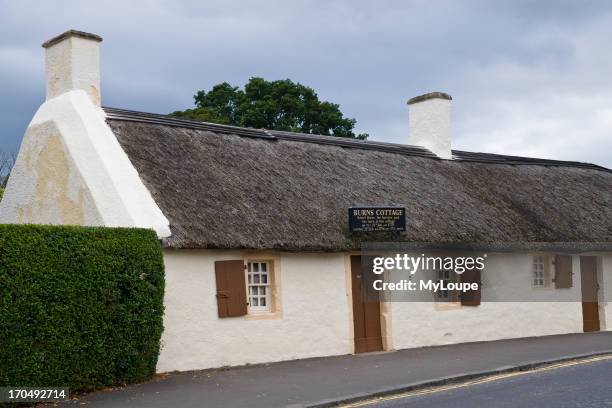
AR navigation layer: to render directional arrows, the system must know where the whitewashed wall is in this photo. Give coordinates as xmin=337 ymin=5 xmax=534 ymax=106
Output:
xmin=391 ymin=253 xmax=585 ymax=349
xmin=158 ymin=250 xmax=351 ymax=372
xmin=159 ymin=250 xmax=610 ymax=373
xmin=391 ymin=301 xmax=584 ymax=350
xmin=408 ymin=97 xmax=452 ymax=159
xmin=0 ymin=90 xmax=170 ymax=238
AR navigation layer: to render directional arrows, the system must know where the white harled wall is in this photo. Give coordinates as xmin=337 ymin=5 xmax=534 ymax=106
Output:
xmin=158 ymin=250 xmax=610 ymax=373
xmin=409 ymin=97 xmax=452 ymax=159
xmin=0 ymin=90 xmax=170 ymax=237
xmin=158 ymin=250 xmax=351 ymax=372
xmin=390 ymin=253 xmax=585 ymax=349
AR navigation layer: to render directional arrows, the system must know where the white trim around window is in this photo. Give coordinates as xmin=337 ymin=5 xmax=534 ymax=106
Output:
xmin=434 ymin=269 xmax=461 ymax=304
xmin=246 ymin=261 xmax=271 ymax=312
xmin=533 ymin=255 xmax=546 ymax=287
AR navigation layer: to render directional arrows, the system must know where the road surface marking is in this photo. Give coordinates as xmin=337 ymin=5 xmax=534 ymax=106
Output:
xmin=340 ymin=354 xmax=612 ymax=407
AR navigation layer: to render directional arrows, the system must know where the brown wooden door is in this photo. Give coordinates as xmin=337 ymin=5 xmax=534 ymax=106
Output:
xmin=580 ymin=256 xmax=600 ymax=332
xmin=351 ymin=256 xmax=383 ymax=353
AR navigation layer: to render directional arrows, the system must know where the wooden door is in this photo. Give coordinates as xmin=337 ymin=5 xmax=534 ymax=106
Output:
xmin=580 ymin=256 xmax=600 ymax=332
xmin=351 ymin=256 xmax=383 ymax=353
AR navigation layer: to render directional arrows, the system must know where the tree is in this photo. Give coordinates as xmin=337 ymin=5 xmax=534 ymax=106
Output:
xmin=0 ymin=151 xmax=16 ymax=188
xmin=171 ymin=78 xmax=368 ymax=139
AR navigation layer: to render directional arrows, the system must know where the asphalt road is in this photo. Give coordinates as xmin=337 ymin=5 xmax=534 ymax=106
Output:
xmin=36 ymin=333 xmax=612 ymax=408
xmin=346 ymin=356 xmax=612 ymax=408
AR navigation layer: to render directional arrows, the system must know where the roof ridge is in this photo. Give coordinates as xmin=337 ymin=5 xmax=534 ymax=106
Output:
xmin=103 ymin=106 xmax=438 ymax=158
xmin=103 ymin=106 xmax=611 ymax=172
xmin=103 ymin=107 xmax=274 ymax=139
xmin=452 ymin=150 xmax=611 ymax=172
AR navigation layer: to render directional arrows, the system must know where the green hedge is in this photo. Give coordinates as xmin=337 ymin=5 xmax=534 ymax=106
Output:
xmin=0 ymin=224 xmax=165 ymax=392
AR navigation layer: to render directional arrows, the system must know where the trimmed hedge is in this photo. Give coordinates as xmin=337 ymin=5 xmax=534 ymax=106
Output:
xmin=0 ymin=224 xmax=165 ymax=391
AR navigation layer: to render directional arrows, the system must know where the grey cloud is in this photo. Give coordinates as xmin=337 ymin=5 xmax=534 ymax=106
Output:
xmin=1 ymin=0 xmax=611 ymax=167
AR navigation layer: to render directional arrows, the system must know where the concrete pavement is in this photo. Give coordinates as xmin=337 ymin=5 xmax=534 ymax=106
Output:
xmin=51 ymin=332 xmax=612 ymax=408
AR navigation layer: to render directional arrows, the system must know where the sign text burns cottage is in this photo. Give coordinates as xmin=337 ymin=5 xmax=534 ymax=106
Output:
xmin=348 ymin=207 xmax=406 ymax=232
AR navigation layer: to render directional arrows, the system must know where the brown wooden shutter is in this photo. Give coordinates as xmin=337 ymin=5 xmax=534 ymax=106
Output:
xmin=554 ymin=255 xmax=573 ymax=288
xmin=215 ymin=260 xmax=248 ymax=318
xmin=543 ymin=254 xmax=551 ymax=287
xmin=460 ymin=269 xmax=481 ymax=306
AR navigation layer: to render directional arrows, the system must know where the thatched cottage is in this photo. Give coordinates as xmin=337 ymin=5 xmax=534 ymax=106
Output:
xmin=2 ymin=30 xmax=612 ymax=373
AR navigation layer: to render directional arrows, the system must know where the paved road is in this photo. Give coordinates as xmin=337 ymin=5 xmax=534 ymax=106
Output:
xmin=43 ymin=332 xmax=612 ymax=408
xmin=349 ymin=356 xmax=612 ymax=408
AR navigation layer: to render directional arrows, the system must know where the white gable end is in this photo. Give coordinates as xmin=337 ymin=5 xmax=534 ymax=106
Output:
xmin=0 ymin=89 xmax=171 ymax=238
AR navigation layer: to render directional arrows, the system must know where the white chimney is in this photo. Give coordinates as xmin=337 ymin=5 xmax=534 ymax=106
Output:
xmin=408 ymin=92 xmax=452 ymax=159
xmin=42 ymin=30 xmax=103 ymax=106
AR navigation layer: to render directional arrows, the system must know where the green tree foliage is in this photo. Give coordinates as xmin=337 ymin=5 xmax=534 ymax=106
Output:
xmin=171 ymin=78 xmax=368 ymax=139
xmin=0 ymin=225 xmax=165 ymax=392
xmin=0 ymin=187 xmax=4 ymax=201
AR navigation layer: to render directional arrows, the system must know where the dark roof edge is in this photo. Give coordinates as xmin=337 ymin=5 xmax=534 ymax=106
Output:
xmin=103 ymin=107 xmax=437 ymax=158
xmin=161 ymin=240 xmax=612 ymax=253
xmin=103 ymin=106 xmax=611 ymax=172
xmin=452 ymin=150 xmax=611 ymax=173
xmin=407 ymin=92 xmax=452 ymax=105
xmin=42 ymin=30 xmax=103 ymax=48
xmin=104 ymin=107 xmax=275 ymax=139
xmin=270 ymin=130 xmax=437 ymax=158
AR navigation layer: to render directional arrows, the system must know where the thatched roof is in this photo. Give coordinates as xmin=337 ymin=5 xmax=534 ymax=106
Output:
xmin=104 ymin=108 xmax=612 ymax=251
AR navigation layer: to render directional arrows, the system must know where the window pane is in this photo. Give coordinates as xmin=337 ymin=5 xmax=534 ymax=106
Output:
xmin=246 ymin=261 xmax=272 ymax=312
xmin=533 ymin=256 xmax=546 ymax=287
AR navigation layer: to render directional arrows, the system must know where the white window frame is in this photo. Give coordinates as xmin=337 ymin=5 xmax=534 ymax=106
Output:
xmin=246 ymin=261 xmax=271 ymax=313
xmin=533 ymin=255 xmax=546 ymax=287
xmin=435 ymin=269 xmax=459 ymax=302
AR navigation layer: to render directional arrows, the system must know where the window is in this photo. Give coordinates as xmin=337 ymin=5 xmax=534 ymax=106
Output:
xmin=435 ymin=269 xmax=459 ymax=302
xmin=246 ymin=261 xmax=271 ymax=312
xmin=533 ymin=255 xmax=546 ymax=287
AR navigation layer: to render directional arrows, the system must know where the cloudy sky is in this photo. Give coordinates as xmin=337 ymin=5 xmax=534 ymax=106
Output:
xmin=1 ymin=0 xmax=612 ymax=167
